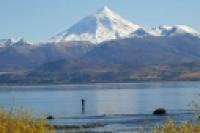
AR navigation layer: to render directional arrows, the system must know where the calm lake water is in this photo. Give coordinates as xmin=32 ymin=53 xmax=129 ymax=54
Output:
xmin=0 ymin=82 xmax=200 ymax=117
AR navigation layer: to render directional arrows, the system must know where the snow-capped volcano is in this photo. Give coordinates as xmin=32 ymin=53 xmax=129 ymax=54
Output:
xmin=50 ymin=6 xmax=140 ymax=44
xmin=49 ymin=6 xmax=200 ymax=44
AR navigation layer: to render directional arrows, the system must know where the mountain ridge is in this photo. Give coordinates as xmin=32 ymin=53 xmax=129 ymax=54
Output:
xmin=0 ymin=6 xmax=200 ymax=84
xmin=1 ymin=6 xmax=199 ymax=45
xmin=49 ymin=6 xmax=200 ymax=44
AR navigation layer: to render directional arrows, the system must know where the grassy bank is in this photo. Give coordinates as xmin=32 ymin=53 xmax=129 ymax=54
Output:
xmin=152 ymin=120 xmax=200 ymax=133
xmin=0 ymin=108 xmax=55 ymax=133
xmin=1 ymin=108 xmax=200 ymax=133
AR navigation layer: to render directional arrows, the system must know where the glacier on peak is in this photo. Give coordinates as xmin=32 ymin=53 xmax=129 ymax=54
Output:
xmin=50 ymin=6 xmax=140 ymax=44
xmin=50 ymin=6 xmax=200 ymax=44
xmin=1 ymin=6 xmax=200 ymax=46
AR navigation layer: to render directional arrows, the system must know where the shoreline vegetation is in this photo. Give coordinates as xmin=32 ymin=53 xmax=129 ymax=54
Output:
xmin=1 ymin=108 xmax=200 ymax=133
xmin=0 ymin=108 xmax=55 ymax=133
xmin=152 ymin=121 xmax=200 ymax=133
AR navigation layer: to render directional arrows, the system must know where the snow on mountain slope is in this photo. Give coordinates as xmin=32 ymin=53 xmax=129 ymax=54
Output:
xmin=0 ymin=38 xmax=32 ymax=47
xmin=148 ymin=25 xmax=200 ymax=37
xmin=50 ymin=6 xmax=200 ymax=44
xmin=1 ymin=6 xmax=200 ymax=46
xmin=50 ymin=6 xmax=140 ymax=44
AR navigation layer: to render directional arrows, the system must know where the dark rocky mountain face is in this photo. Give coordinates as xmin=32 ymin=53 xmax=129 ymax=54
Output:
xmin=0 ymin=41 xmax=94 ymax=71
xmin=30 ymin=34 xmax=200 ymax=73
xmin=80 ymin=35 xmax=200 ymax=66
xmin=1 ymin=34 xmax=200 ymax=84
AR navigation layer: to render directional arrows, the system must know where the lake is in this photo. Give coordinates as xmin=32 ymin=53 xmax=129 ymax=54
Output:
xmin=0 ymin=82 xmax=200 ymax=132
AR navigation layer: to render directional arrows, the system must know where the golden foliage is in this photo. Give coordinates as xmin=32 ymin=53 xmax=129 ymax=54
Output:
xmin=0 ymin=109 xmax=55 ymax=133
xmin=152 ymin=120 xmax=200 ymax=133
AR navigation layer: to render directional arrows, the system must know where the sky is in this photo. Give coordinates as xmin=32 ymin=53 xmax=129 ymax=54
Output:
xmin=0 ymin=0 xmax=199 ymax=43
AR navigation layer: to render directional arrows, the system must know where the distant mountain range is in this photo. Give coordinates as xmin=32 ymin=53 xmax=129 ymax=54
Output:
xmin=0 ymin=6 xmax=200 ymax=84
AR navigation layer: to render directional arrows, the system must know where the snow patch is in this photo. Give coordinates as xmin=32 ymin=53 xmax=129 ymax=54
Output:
xmin=50 ymin=6 xmax=140 ymax=44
